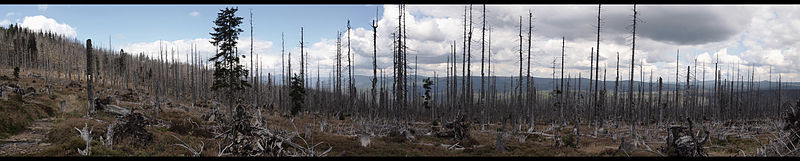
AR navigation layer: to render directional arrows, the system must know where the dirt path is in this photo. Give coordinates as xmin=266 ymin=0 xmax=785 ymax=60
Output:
xmin=0 ymin=117 xmax=56 ymax=156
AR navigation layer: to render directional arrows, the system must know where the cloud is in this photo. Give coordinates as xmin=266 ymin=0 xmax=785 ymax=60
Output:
xmin=108 ymin=5 xmax=798 ymax=81
xmin=38 ymin=5 xmax=48 ymax=12
xmin=19 ymin=15 xmax=77 ymax=38
xmin=189 ymin=11 xmax=200 ymax=16
xmin=635 ymin=6 xmax=753 ymax=45
xmin=118 ymin=37 xmax=275 ymax=71
xmin=0 ymin=19 xmax=9 ymax=26
xmin=300 ymin=5 xmax=796 ymax=81
xmin=6 ymin=12 xmax=15 ymax=17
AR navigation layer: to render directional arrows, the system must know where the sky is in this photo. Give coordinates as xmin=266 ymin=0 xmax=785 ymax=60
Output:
xmin=1 ymin=4 xmax=799 ymax=83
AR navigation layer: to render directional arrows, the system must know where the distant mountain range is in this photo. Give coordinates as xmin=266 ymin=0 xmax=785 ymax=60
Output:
xmin=261 ymin=74 xmax=800 ymax=93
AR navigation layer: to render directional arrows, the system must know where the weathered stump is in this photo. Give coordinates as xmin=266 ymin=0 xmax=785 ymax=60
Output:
xmin=663 ymin=124 xmax=708 ymax=157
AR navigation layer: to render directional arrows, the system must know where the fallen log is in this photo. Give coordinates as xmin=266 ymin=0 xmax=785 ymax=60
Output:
xmin=103 ymin=104 xmax=131 ymax=116
xmin=526 ymin=132 xmax=556 ymax=137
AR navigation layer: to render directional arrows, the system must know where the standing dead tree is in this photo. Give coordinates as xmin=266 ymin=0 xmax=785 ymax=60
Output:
xmin=346 ymin=20 xmax=356 ymax=115
xmin=466 ymin=4 xmax=474 ymax=118
xmin=628 ymin=4 xmax=638 ymax=147
xmin=86 ymin=39 xmax=95 ymax=116
xmin=371 ymin=6 xmax=379 ymax=120
xmin=594 ymin=3 xmax=602 ymax=136
xmin=526 ymin=10 xmax=536 ymax=130
xmin=517 ymin=15 xmax=524 ymax=128
xmin=480 ymin=3 xmax=486 ymax=132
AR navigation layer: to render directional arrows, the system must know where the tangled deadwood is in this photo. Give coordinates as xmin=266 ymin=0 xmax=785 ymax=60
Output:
xmin=387 ymin=126 xmax=417 ymax=143
xmin=171 ymin=134 xmax=204 ymax=157
xmin=201 ymin=106 xmax=226 ymax=123
xmin=75 ymin=123 xmax=92 ymax=156
xmin=93 ymin=96 xmax=130 ymax=116
xmin=94 ymin=96 xmax=113 ymax=110
xmin=216 ymin=105 xmax=332 ymax=157
xmin=112 ymin=113 xmax=154 ymax=146
xmin=759 ymin=98 xmax=800 ymax=156
xmin=662 ymin=118 xmax=709 ymax=157
xmin=435 ymin=116 xmax=477 ymax=146
xmin=1 ymin=82 xmax=25 ymax=95
xmin=782 ymin=98 xmax=800 ymax=147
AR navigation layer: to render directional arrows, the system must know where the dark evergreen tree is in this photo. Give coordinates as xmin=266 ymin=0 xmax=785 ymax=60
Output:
xmin=209 ymin=7 xmax=250 ymax=113
xmin=423 ymin=78 xmax=434 ymax=109
xmin=289 ymin=74 xmax=305 ymax=116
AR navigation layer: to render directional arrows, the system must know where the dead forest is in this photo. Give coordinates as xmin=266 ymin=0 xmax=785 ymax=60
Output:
xmin=1 ymin=4 xmax=800 ymax=157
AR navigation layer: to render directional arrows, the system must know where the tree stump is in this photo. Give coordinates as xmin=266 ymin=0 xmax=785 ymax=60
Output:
xmin=663 ymin=124 xmax=708 ymax=157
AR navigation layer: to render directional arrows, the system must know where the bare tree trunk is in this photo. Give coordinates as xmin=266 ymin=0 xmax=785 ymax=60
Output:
xmin=527 ymin=11 xmax=535 ymax=129
xmin=250 ymin=9 xmax=255 ymax=108
xmin=372 ymin=7 xmax=379 ymax=117
xmin=347 ymin=21 xmax=354 ymax=115
xmin=594 ymin=4 xmax=602 ymax=136
xmin=480 ymin=4 xmax=486 ymax=132
xmin=629 ymin=4 xmax=637 ymax=146
xmin=466 ymin=4 xmax=474 ymax=118
xmin=517 ymin=16 xmax=523 ymax=126
xmin=560 ymin=36 xmax=565 ymax=124
xmin=615 ymin=52 xmax=619 ymax=125
xmin=86 ymin=39 xmax=95 ymax=116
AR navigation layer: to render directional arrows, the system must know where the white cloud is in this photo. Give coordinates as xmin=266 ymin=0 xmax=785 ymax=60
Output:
xmin=189 ymin=11 xmax=200 ymax=16
xmin=295 ymin=5 xmax=796 ymax=81
xmin=118 ymin=37 xmax=275 ymax=72
xmin=6 ymin=12 xmax=15 ymax=17
xmin=38 ymin=5 xmax=48 ymax=12
xmin=110 ymin=5 xmax=799 ymax=81
xmin=0 ymin=19 xmax=9 ymax=27
xmin=19 ymin=15 xmax=77 ymax=38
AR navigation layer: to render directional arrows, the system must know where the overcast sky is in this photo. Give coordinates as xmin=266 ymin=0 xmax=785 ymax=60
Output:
xmin=1 ymin=4 xmax=798 ymax=83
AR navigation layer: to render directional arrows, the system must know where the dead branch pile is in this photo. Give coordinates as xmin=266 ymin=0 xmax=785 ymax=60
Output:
xmin=93 ymin=96 xmax=131 ymax=116
xmin=387 ymin=126 xmax=417 ymax=143
xmin=435 ymin=116 xmax=477 ymax=146
xmin=214 ymin=105 xmax=331 ymax=157
xmin=662 ymin=118 xmax=709 ymax=157
xmin=1 ymin=82 xmax=28 ymax=95
xmin=759 ymin=98 xmax=800 ymax=156
xmin=112 ymin=113 xmax=154 ymax=146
